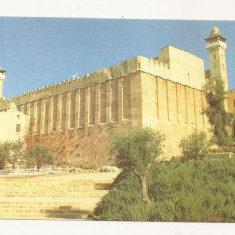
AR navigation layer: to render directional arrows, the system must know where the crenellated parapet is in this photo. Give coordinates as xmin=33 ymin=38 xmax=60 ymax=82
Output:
xmin=0 ymin=56 xmax=170 ymax=109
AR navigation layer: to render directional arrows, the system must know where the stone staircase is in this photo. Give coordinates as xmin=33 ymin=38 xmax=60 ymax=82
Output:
xmin=0 ymin=171 xmax=119 ymax=220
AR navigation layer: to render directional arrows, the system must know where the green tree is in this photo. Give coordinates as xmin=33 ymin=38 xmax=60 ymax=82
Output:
xmin=25 ymin=144 xmax=54 ymax=169
xmin=179 ymin=130 xmax=209 ymax=161
xmin=204 ymin=78 xmax=234 ymax=149
xmin=112 ymin=128 xmax=165 ymax=205
xmin=0 ymin=142 xmax=11 ymax=169
xmin=7 ymin=141 xmax=24 ymax=169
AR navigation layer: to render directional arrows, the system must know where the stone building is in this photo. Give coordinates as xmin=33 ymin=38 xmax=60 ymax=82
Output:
xmin=0 ymin=27 xmax=233 ymax=166
xmin=0 ymin=102 xmax=28 ymax=142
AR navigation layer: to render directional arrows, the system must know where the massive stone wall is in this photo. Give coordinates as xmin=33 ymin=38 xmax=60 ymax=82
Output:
xmin=22 ymin=71 xmax=143 ymax=167
xmin=140 ymin=72 xmax=211 ymax=157
xmin=23 ymin=70 xmax=210 ymax=165
xmin=0 ymin=55 xmax=211 ymax=166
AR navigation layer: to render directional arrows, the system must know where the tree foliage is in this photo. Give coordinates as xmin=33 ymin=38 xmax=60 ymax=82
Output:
xmin=7 ymin=141 xmax=24 ymax=169
xmin=25 ymin=144 xmax=54 ymax=169
xmin=179 ymin=130 xmax=209 ymax=161
xmin=204 ymin=78 xmax=234 ymax=148
xmin=0 ymin=141 xmax=24 ymax=169
xmin=112 ymin=128 xmax=165 ymax=205
xmin=0 ymin=142 xmax=11 ymax=169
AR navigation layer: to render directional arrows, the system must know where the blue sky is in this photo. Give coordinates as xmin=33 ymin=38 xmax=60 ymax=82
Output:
xmin=1 ymin=17 xmax=235 ymax=98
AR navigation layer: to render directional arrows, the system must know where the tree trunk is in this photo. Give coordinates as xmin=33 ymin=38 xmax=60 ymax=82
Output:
xmin=131 ymin=164 xmax=153 ymax=206
xmin=140 ymin=174 xmax=152 ymax=206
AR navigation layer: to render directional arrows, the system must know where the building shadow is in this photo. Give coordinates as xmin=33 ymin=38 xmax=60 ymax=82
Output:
xmin=94 ymin=183 xmax=112 ymax=190
xmin=41 ymin=206 xmax=92 ymax=219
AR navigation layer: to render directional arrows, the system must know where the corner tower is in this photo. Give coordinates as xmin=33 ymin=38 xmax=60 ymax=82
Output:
xmin=0 ymin=66 xmax=6 ymax=99
xmin=205 ymin=26 xmax=229 ymax=91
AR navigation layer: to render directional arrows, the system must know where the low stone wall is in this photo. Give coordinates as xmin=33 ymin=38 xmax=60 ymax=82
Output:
xmin=206 ymin=152 xmax=234 ymax=159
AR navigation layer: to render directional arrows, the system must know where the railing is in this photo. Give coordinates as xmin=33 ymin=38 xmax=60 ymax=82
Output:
xmin=206 ymin=152 xmax=234 ymax=159
xmin=0 ymin=168 xmax=71 ymax=174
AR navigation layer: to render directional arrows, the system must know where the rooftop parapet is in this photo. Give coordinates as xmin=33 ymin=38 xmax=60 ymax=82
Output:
xmin=0 ymin=56 xmax=170 ymax=109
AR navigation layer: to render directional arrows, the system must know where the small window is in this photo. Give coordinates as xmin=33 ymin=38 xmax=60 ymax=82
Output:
xmin=16 ymin=124 xmax=21 ymax=133
xmin=17 ymin=115 xmax=20 ymax=120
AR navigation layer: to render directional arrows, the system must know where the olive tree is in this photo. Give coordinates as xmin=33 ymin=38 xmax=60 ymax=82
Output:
xmin=7 ymin=141 xmax=24 ymax=169
xmin=112 ymin=128 xmax=165 ymax=205
xmin=25 ymin=144 xmax=54 ymax=169
xmin=0 ymin=142 xmax=11 ymax=169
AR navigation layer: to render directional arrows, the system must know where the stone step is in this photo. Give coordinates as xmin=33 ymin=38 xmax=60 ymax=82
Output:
xmin=0 ymin=192 xmax=107 ymax=199
xmin=0 ymin=212 xmax=90 ymax=220
xmin=0 ymin=204 xmax=96 ymax=211
xmin=0 ymin=207 xmax=93 ymax=214
xmin=0 ymin=172 xmax=119 ymax=219
xmin=0 ymin=197 xmax=102 ymax=203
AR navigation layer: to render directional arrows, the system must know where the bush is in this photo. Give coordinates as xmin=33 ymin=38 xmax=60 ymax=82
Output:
xmin=93 ymin=157 xmax=235 ymax=222
xmin=0 ymin=141 xmax=24 ymax=169
xmin=0 ymin=142 xmax=11 ymax=169
xmin=179 ymin=130 xmax=209 ymax=161
xmin=25 ymin=144 xmax=54 ymax=169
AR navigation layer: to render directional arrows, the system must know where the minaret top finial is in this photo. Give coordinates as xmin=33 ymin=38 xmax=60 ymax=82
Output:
xmin=211 ymin=26 xmax=220 ymax=36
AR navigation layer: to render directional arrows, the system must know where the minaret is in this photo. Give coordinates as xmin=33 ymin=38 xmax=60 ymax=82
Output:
xmin=0 ymin=66 xmax=6 ymax=99
xmin=205 ymin=26 xmax=229 ymax=91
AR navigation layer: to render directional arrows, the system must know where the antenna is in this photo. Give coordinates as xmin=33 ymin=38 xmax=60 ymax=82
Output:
xmin=72 ymin=72 xmax=78 ymax=79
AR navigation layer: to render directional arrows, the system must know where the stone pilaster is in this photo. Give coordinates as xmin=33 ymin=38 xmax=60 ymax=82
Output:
xmin=118 ymin=77 xmax=124 ymax=123
xmin=65 ymin=91 xmax=71 ymax=130
xmin=26 ymin=103 xmax=30 ymax=116
xmin=39 ymin=99 xmax=45 ymax=134
xmin=106 ymin=80 xmax=111 ymax=123
xmin=185 ymin=86 xmax=188 ymax=125
xmin=26 ymin=103 xmax=31 ymax=132
xmin=18 ymin=105 xmax=23 ymax=113
xmin=74 ymin=89 xmax=80 ymax=129
xmin=56 ymin=94 xmax=62 ymax=131
xmin=95 ymin=83 xmax=100 ymax=126
xmin=33 ymin=100 xmax=38 ymax=134
xmin=176 ymin=83 xmax=179 ymax=123
xmin=84 ymin=87 xmax=90 ymax=128
xmin=166 ymin=80 xmax=170 ymax=122
xmin=48 ymin=96 xmax=54 ymax=132
xmin=193 ymin=88 xmax=197 ymax=128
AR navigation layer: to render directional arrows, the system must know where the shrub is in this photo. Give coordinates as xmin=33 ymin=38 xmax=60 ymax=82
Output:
xmin=93 ymin=157 xmax=235 ymax=222
xmin=0 ymin=142 xmax=11 ymax=169
xmin=7 ymin=141 xmax=24 ymax=169
xmin=25 ymin=144 xmax=54 ymax=169
xmin=179 ymin=130 xmax=209 ymax=161
xmin=0 ymin=141 xmax=24 ymax=169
